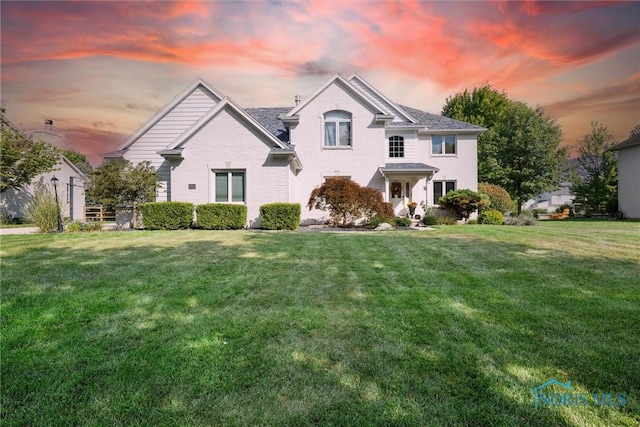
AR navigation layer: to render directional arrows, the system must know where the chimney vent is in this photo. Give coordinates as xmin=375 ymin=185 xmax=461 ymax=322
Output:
xmin=294 ymin=95 xmax=301 ymax=106
xmin=45 ymin=119 xmax=53 ymax=130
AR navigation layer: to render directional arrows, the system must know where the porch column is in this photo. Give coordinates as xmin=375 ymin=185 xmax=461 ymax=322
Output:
xmin=384 ymin=176 xmax=390 ymax=202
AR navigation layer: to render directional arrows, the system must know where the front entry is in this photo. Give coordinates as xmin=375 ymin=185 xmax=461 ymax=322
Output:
xmin=390 ymin=180 xmax=410 ymax=216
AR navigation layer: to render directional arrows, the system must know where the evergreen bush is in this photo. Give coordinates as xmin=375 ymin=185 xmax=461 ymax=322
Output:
xmin=139 ymin=202 xmax=194 ymax=230
xmin=260 ymin=203 xmax=301 ymax=230
xmin=196 ymin=203 xmax=246 ymax=230
xmin=478 ymin=209 xmax=504 ymax=225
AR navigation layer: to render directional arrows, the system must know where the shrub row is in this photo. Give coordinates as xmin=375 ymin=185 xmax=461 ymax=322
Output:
xmin=138 ymin=202 xmax=302 ymax=230
xmin=260 ymin=203 xmax=301 ymax=230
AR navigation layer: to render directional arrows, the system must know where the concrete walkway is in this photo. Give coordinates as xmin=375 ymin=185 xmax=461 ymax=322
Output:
xmin=0 ymin=227 xmax=40 ymax=235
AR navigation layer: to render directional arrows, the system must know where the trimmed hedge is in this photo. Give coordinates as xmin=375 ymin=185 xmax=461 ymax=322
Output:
xmin=196 ymin=203 xmax=247 ymax=230
xmin=260 ymin=203 xmax=301 ymax=230
xmin=139 ymin=202 xmax=194 ymax=230
xmin=478 ymin=209 xmax=504 ymax=225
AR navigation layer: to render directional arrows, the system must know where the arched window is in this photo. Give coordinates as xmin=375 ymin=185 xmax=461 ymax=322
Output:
xmin=389 ymin=136 xmax=404 ymax=158
xmin=324 ymin=110 xmax=351 ymax=147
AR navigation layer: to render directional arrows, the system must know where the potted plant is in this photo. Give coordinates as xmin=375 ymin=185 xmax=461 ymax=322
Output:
xmin=407 ymin=201 xmax=417 ymax=216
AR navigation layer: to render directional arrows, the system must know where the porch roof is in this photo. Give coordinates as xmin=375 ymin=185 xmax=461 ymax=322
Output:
xmin=378 ymin=163 xmax=439 ymax=176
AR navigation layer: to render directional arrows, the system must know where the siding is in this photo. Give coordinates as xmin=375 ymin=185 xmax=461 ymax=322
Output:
xmin=618 ymin=145 xmax=640 ymax=218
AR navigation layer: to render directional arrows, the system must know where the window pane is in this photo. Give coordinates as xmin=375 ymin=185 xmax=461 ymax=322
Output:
xmin=445 ymin=181 xmax=456 ymax=194
xmin=445 ymin=135 xmax=456 ymax=154
xmin=215 ymin=173 xmax=228 ymax=202
xmin=433 ymin=181 xmax=443 ymax=205
xmin=339 ymin=122 xmax=351 ymax=146
xmin=324 ymin=122 xmax=336 ymax=146
xmin=231 ymin=172 xmax=245 ymax=202
xmin=432 ymin=136 xmax=442 ymax=154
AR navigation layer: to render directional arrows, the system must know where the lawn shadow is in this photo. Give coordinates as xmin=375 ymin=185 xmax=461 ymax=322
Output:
xmin=1 ymin=230 xmax=638 ymax=426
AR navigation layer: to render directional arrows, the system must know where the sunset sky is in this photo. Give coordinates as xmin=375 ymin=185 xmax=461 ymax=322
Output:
xmin=1 ymin=0 xmax=639 ymax=165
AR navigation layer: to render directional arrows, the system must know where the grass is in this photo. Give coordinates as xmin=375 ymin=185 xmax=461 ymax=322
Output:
xmin=1 ymin=221 xmax=639 ymax=426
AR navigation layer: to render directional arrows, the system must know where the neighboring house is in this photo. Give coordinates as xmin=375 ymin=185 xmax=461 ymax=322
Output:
xmin=611 ymin=133 xmax=640 ymax=218
xmin=0 ymin=118 xmax=87 ymax=221
xmin=523 ymin=183 xmax=574 ymax=213
xmin=105 ymin=74 xmax=483 ymax=226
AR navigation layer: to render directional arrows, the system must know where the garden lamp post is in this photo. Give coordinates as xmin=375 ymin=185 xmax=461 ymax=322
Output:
xmin=50 ymin=176 xmax=64 ymax=232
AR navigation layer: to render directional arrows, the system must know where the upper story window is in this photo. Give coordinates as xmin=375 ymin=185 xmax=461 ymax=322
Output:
xmin=432 ymin=135 xmax=456 ymax=155
xmin=324 ymin=110 xmax=351 ymax=147
xmin=388 ymin=136 xmax=404 ymax=158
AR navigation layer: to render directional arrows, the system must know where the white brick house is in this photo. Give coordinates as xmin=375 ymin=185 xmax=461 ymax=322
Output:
xmin=106 ymin=74 xmax=484 ymax=226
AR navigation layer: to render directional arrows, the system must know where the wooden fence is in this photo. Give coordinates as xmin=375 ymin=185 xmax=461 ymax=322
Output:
xmin=84 ymin=206 xmax=116 ymax=222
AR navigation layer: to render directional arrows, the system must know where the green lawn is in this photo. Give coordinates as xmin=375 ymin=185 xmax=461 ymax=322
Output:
xmin=1 ymin=222 xmax=639 ymax=426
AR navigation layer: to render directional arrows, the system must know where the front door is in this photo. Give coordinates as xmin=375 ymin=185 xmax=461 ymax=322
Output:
xmin=390 ymin=180 xmax=409 ymax=216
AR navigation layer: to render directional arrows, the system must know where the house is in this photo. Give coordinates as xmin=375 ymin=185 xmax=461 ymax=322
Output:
xmin=611 ymin=133 xmax=640 ymax=218
xmin=523 ymin=183 xmax=574 ymax=213
xmin=105 ymin=74 xmax=483 ymax=226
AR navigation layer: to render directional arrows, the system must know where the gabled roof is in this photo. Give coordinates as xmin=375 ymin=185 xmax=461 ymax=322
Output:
xmin=347 ymin=73 xmax=416 ymax=123
xmin=285 ymin=74 xmax=385 ymax=117
xmin=61 ymin=155 xmax=88 ymax=180
xmin=163 ymin=97 xmax=291 ymax=152
xmin=611 ymin=132 xmax=640 ymax=151
xmin=111 ymin=77 xmax=225 ymax=152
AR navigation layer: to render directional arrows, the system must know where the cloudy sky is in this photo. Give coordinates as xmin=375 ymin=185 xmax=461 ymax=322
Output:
xmin=1 ymin=0 xmax=639 ymax=165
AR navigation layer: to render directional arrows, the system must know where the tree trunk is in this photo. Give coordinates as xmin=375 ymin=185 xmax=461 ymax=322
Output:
xmin=132 ymin=201 xmax=137 ymax=229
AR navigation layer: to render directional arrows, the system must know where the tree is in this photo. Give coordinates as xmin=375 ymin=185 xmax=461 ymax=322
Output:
xmin=570 ymin=122 xmax=618 ymax=216
xmin=86 ymin=159 xmax=157 ymax=227
xmin=438 ymin=189 xmax=489 ymax=220
xmin=0 ymin=112 xmax=60 ymax=193
xmin=63 ymin=149 xmax=93 ymax=175
xmin=442 ymin=87 xmax=567 ymax=212
xmin=307 ymin=177 xmax=391 ymax=226
xmin=441 ymin=84 xmax=511 ymax=182
xmin=120 ymin=161 xmax=158 ymax=228
xmin=629 ymin=124 xmax=640 ymax=138
xmin=487 ymin=102 xmax=566 ymax=213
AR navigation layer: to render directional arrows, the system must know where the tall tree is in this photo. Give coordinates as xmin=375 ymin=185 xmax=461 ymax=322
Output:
xmin=441 ymin=84 xmax=511 ymax=182
xmin=442 ymin=87 xmax=567 ymax=212
xmin=1 ymin=111 xmax=60 ymax=192
xmin=629 ymin=124 xmax=640 ymax=138
xmin=570 ymin=122 xmax=618 ymax=216
xmin=487 ymin=102 xmax=566 ymax=213
xmin=63 ymin=149 xmax=93 ymax=175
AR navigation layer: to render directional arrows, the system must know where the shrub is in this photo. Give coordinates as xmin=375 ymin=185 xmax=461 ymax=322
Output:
xmin=260 ymin=203 xmax=301 ymax=230
xmin=436 ymin=217 xmax=458 ymax=225
xmin=531 ymin=208 xmax=548 ymax=218
xmin=196 ymin=203 xmax=247 ymax=230
xmin=478 ymin=182 xmax=513 ymax=213
xmin=395 ymin=217 xmax=412 ymax=227
xmin=555 ymin=203 xmax=574 ymax=217
xmin=504 ymin=213 xmax=538 ymax=226
xmin=139 ymin=202 xmax=194 ymax=230
xmin=478 ymin=209 xmax=504 ymax=225
xmin=422 ymin=215 xmax=438 ymax=226
xmin=65 ymin=221 xmax=82 ymax=233
xmin=308 ymin=177 xmax=390 ymax=226
xmin=24 ymin=185 xmax=60 ymax=233
xmin=84 ymin=221 xmax=104 ymax=232
xmin=466 ymin=219 xmax=478 ymax=225
xmin=438 ymin=189 xmax=489 ymax=220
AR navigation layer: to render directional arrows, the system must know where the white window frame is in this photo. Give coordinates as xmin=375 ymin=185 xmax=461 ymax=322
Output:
xmin=388 ymin=136 xmax=404 ymax=158
xmin=433 ymin=180 xmax=456 ymax=205
xmin=323 ymin=110 xmax=352 ymax=149
xmin=432 ymin=135 xmax=457 ymax=155
xmin=213 ymin=170 xmax=246 ymax=203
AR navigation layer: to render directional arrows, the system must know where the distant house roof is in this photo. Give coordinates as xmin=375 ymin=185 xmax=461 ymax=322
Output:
xmin=611 ymin=133 xmax=640 ymax=151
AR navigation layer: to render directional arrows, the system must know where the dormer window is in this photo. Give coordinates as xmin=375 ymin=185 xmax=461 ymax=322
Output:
xmin=389 ymin=136 xmax=404 ymax=158
xmin=324 ymin=110 xmax=351 ymax=147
